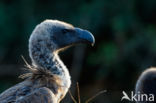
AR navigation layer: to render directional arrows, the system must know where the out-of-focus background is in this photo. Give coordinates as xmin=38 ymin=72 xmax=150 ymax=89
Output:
xmin=0 ymin=0 xmax=156 ymax=103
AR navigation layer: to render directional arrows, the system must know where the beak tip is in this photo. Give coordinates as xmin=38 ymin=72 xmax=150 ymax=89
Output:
xmin=91 ymin=43 xmax=94 ymax=46
xmin=84 ymin=30 xmax=95 ymax=46
xmin=75 ymin=28 xmax=95 ymax=46
xmin=90 ymin=35 xmax=95 ymax=46
xmin=90 ymin=37 xmax=95 ymax=46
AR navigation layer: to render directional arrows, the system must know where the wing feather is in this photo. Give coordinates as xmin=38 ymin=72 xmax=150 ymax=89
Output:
xmin=16 ymin=87 xmax=56 ymax=103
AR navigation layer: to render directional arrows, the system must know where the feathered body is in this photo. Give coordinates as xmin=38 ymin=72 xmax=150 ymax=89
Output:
xmin=0 ymin=20 xmax=94 ymax=103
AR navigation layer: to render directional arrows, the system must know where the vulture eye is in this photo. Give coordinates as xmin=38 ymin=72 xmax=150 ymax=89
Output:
xmin=62 ymin=29 xmax=70 ymax=34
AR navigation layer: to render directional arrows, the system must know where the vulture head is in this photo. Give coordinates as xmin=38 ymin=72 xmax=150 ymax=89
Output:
xmin=29 ymin=20 xmax=95 ymax=53
xmin=136 ymin=68 xmax=156 ymax=96
xmin=0 ymin=20 xmax=95 ymax=103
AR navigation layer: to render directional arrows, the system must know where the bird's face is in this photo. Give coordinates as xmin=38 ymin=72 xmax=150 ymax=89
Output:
xmin=33 ymin=20 xmax=95 ymax=51
xmin=51 ymin=26 xmax=95 ymax=50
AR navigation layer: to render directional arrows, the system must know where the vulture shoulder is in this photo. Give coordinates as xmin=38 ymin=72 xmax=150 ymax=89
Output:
xmin=0 ymin=80 xmax=57 ymax=103
xmin=16 ymin=87 xmax=56 ymax=103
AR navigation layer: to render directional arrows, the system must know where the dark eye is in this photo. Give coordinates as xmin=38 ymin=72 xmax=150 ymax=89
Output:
xmin=62 ymin=29 xmax=70 ymax=34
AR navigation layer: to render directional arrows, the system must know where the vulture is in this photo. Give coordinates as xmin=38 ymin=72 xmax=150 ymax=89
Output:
xmin=135 ymin=67 xmax=156 ymax=103
xmin=0 ymin=20 xmax=95 ymax=103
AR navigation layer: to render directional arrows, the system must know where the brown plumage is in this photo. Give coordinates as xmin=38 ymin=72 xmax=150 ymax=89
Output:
xmin=0 ymin=20 xmax=95 ymax=103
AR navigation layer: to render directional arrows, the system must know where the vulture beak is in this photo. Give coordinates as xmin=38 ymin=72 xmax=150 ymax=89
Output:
xmin=75 ymin=28 xmax=95 ymax=46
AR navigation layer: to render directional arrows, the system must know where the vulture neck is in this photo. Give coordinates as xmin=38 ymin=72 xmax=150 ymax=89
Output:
xmin=30 ymin=42 xmax=68 ymax=76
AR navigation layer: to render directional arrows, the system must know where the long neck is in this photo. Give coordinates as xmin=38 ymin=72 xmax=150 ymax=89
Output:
xmin=29 ymin=41 xmax=67 ymax=75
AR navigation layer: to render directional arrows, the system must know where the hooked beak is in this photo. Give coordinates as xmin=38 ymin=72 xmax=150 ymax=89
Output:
xmin=75 ymin=28 xmax=95 ymax=46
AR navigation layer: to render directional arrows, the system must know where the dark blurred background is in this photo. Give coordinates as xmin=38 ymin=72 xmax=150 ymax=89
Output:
xmin=0 ymin=0 xmax=156 ymax=103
